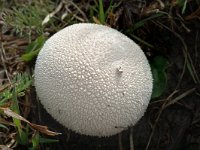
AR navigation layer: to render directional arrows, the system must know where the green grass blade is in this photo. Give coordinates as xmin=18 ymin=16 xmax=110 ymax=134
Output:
xmin=98 ymin=0 xmax=105 ymax=24
xmin=129 ymin=34 xmax=154 ymax=48
xmin=133 ymin=13 xmax=164 ymax=31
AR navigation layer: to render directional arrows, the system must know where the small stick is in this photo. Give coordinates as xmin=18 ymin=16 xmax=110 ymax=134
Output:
xmin=129 ymin=127 xmax=134 ymax=150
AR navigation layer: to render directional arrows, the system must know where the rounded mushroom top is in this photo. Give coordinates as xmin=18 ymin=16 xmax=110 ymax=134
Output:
xmin=34 ymin=23 xmax=153 ymax=137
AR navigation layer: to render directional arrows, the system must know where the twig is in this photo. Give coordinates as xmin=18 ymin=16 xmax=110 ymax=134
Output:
xmin=0 ymin=39 xmax=11 ymax=84
xmin=129 ymin=127 xmax=134 ymax=150
xmin=118 ymin=132 xmax=123 ymax=150
xmin=145 ymin=96 xmax=169 ymax=150
xmin=42 ymin=1 xmax=64 ymax=25
xmin=68 ymin=1 xmax=88 ymax=22
xmin=156 ymin=21 xmax=200 ymax=84
xmin=145 ymin=88 xmax=195 ymax=149
xmin=165 ymin=88 xmax=196 ymax=108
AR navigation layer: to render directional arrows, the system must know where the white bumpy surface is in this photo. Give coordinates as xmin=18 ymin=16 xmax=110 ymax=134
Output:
xmin=34 ymin=23 xmax=153 ymax=137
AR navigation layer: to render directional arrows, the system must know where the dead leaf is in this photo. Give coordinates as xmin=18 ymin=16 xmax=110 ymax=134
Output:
xmin=0 ymin=145 xmax=13 ymax=150
xmin=0 ymin=117 xmax=15 ymax=127
xmin=142 ymin=0 xmax=165 ymax=16
xmin=1 ymin=107 xmax=61 ymax=136
xmin=185 ymin=6 xmax=200 ymax=20
xmin=92 ymin=16 xmax=101 ymax=24
xmin=29 ymin=123 xmax=61 ymax=136
xmin=2 ymin=107 xmax=28 ymax=123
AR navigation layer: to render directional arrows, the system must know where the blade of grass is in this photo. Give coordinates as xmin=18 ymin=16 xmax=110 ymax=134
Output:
xmin=129 ymin=34 xmax=154 ymax=48
xmin=98 ymin=0 xmax=105 ymax=24
xmin=0 ymin=123 xmax=9 ymax=130
xmin=156 ymin=21 xmax=200 ymax=85
xmin=105 ymin=0 xmax=113 ymax=17
xmin=181 ymin=0 xmax=187 ymax=14
xmin=133 ymin=13 xmax=164 ymax=31
xmin=11 ymin=86 xmax=28 ymax=145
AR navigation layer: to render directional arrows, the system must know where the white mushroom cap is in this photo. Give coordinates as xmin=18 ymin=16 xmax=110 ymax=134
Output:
xmin=34 ymin=23 xmax=153 ymax=137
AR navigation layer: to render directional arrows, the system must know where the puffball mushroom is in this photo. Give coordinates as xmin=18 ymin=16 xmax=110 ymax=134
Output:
xmin=34 ymin=23 xmax=153 ymax=137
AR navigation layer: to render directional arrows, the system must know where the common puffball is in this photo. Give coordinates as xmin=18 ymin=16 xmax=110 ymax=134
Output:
xmin=34 ymin=23 xmax=153 ymax=137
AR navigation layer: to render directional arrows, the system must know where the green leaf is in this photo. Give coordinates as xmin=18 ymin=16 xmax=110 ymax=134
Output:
xmin=150 ymin=56 xmax=167 ymax=98
xmin=31 ymin=132 xmax=40 ymax=149
xmin=21 ymin=49 xmax=40 ymax=62
xmin=21 ymin=35 xmax=45 ymax=62
xmin=26 ymin=36 xmax=45 ymax=53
